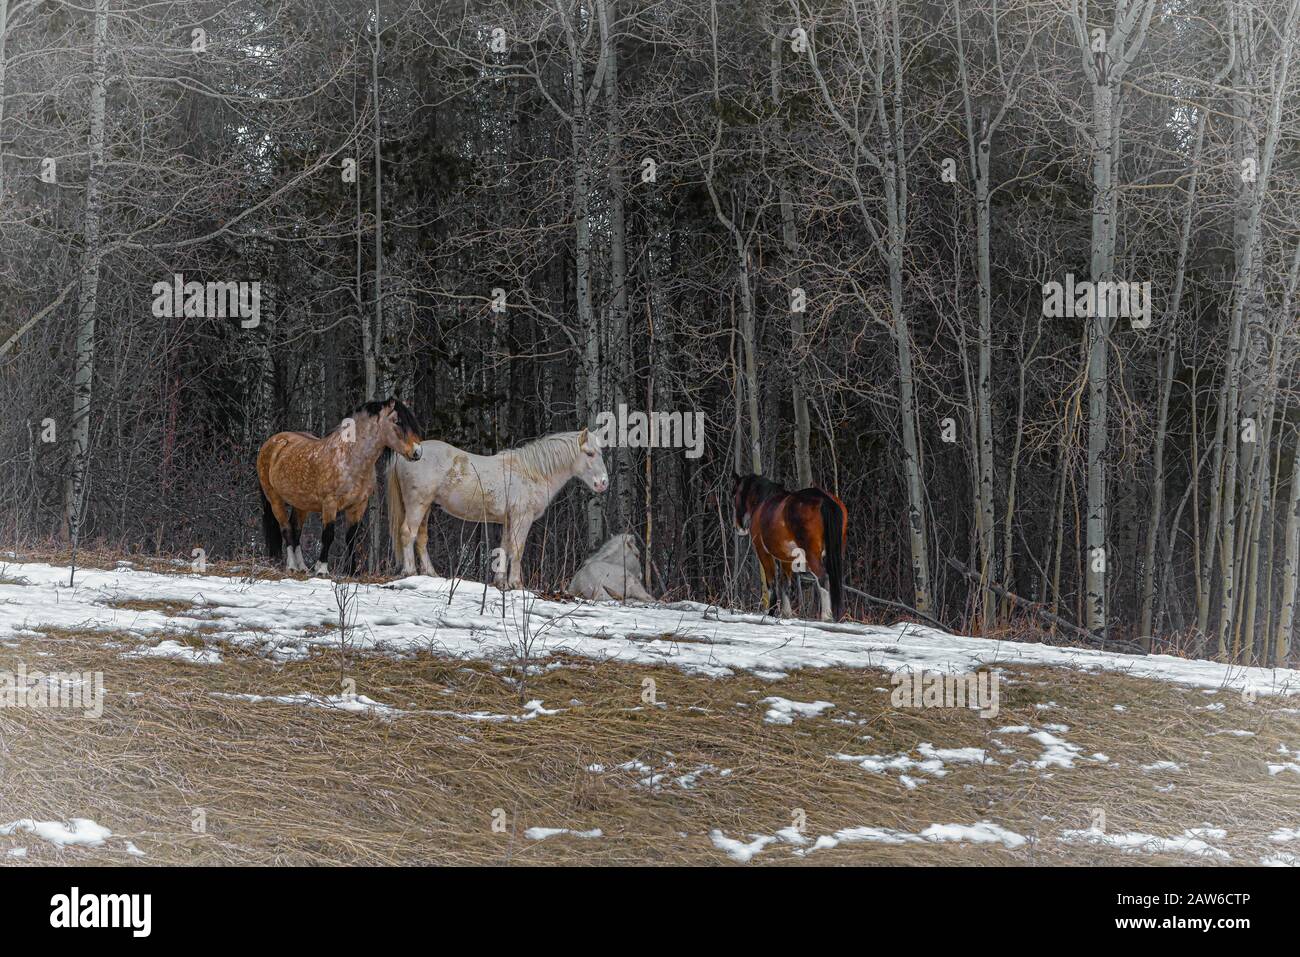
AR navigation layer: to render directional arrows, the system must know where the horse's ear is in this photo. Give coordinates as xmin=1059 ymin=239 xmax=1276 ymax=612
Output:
xmin=578 ymin=427 xmax=589 ymax=448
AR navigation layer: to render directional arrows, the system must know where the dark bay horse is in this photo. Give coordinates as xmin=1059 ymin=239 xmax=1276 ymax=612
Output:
xmin=258 ymin=398 xmax=423 ymax=575
xmin=731 ymin=472 xmax=847 ymax=621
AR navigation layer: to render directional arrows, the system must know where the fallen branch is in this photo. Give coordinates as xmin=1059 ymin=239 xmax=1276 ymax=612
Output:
xmin=792 ymin=571 xmax=951 ymax=632
xmin=945 ymin=557 xmax=1146 ymax=655
xmin=843 ymin=584 xmax=951 ymax=632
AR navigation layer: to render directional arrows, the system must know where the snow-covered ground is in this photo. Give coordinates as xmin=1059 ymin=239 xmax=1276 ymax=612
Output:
xmin=2 ymin=560 xmax=1298 ymax=697
xmin=3 ymin=560 xmax=1299 ymax=866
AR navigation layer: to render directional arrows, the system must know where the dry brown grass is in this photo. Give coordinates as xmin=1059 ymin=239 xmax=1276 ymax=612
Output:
xmin=2 ymin=616 xmax=1298 ymax=866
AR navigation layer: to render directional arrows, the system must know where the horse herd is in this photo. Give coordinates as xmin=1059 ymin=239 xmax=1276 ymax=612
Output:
xmin=256 ymin=397 xmax=848 ymax=621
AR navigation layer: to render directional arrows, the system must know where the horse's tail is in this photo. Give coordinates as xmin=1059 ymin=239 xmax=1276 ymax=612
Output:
xmin=820 ymin=494 xmax=845 ymax=621
xmin=261 ymin=486 xmax=283 ymax=562
xmin=386 ymin=457 xmax=406 ymax=567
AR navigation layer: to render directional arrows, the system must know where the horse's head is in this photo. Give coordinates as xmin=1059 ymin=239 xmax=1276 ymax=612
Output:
xmin=731 ymin=471 xmax=778 ymax=536
xmin=377 ymin=398 xmax=423 ymax=462
xmin=575 ymin=428 xmax=609 ymax=493
xmin=731 ymin=471 xmax=753 ymax=535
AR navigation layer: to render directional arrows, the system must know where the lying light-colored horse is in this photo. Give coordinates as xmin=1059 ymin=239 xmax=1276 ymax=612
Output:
xmin=567 ymin=533 xmax=654 ymax=601
xmin=259 ymin=398 xmax=423 ymax=575
xmin=387 ymin=429 xmax=609 ymax=588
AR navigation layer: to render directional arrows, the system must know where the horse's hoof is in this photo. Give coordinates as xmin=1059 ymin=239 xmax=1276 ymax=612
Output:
xmin=313 ymin=562 xmax=329 ymax=576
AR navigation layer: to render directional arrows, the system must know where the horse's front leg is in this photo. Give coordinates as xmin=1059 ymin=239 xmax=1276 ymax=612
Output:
xmin=314 ymin=506 xmax=339 ymax=576
xmin=491 ymin=520 xmax=508 ymax=589
xmin=505 ymin=517 xmax=533 ymax=590
xmin=756 ymin=552 xmax=775 ymax=616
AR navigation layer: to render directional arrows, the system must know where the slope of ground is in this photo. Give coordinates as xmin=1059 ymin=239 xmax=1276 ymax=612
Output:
xmin=1 ymin=556 xmax=1298 ymax=865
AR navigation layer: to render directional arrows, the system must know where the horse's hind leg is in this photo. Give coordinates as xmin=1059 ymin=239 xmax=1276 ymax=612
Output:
xmin=777 ymin=564 xmax=793 ymax=618
xmin=267 ymin=494 xmax=295 ymax=570
xmin=816 ymin=577 xmax=832 ymax=621
xmin=415 ymin=519 xmax=438 ymax=577
xmin=288 ymin=509 xmax=306 ymax=572
xmin=397 ymin=497 xmax=427 ymax=576
xmin=811 ymin=559 xmax=832 ymax=622
xmin=342 ymin=500 xmax=367 ymax=576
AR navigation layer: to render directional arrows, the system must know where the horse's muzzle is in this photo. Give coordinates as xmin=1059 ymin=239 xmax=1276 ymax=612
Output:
xmin=407 ymin=446 xmax=423 ymax=462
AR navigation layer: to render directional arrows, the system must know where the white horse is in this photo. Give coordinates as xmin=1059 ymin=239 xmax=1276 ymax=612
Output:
xmin=387 ymin=429 xmax=609 ymax=588
xmin=567 ymin=533 xmax=654 ymax=601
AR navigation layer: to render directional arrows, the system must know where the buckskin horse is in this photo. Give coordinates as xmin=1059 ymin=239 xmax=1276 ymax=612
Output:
xmin=387 ymin=429 xmax=608 ymax=589
xmin=731 ymin=472 xmax=847 ymax=621
xmin=258 ymin=398 xmax=423 ymax=575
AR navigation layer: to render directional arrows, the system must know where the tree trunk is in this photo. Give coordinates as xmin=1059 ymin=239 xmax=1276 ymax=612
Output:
xmin=604 ymin=0 xmax=630 ymax=527
xmin=1072 ymin=0 xmax=1155 ymax=638
xmin=770 ymin=26 xmax=810 ymax=488
xmin=63 ymin=0 xmax=108 ymax=546
xmin=1277 ymin=425 xmax=1300 ymax=667
xmin=1083 ymin=72 xmax=1114 ymax=639
xmin=0 ymin=0 xmax=9 ymax=202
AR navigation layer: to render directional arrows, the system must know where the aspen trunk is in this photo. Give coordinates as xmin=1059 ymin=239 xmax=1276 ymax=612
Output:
xmin=1083 ymin=73 xmax=1114 ymax=638
xmin=769 ymin=26 xmax=811 ymax=488
xmin=604 ymin=0 xmax=630 ymax=526
xmin=1277 ymin=428 xmax=1300 ymax=667
xmin=1071 ymin=0 xmax=1155 ymax=638
xmin=0 ymin=0 xmax=8 ymax=201
xmin=63 ymin=0 xmax=108 ymax=545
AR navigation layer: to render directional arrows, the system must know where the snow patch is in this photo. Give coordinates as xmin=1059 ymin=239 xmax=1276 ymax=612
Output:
xmin=1059 ymin=826 xmax=1229 ymax=860
xmin=1 ymin=817 xmax=111 ymax=848
xmin=525 ymin=827 xmax=602 ymax=840
xmin=758 ymin=697 xmax=834 ymax=725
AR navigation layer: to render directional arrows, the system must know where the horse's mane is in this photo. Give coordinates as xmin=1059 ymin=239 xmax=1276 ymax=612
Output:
xmin=511 ymin=431 xmax=590 ymax=480
xmin=329 ymin=397 xmax=420 ymax=436
xmin=741 ymin=473 xmax=788 ymax=500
